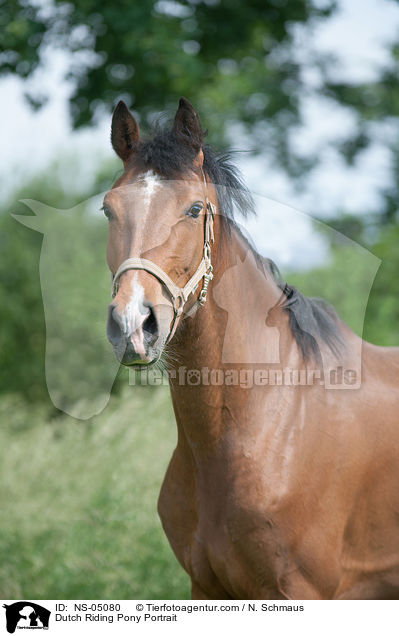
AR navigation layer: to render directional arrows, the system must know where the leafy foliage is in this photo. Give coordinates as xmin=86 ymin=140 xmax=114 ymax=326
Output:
xmin=288 ymin=234 xmax=399 ymax=348
xmin=1 ymin=0 xmax=336 ymax=171
xmin=363 ymin=224 xmax=399 ymax=346
xmin=323 ymin=32 xmax=399 ymax=224
xmin=0 ymin=158 xmax=125 ymax=406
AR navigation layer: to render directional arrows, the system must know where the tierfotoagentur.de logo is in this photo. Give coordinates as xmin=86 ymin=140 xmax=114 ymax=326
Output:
xmin=2 ymin=603 xmax=51 ymax=633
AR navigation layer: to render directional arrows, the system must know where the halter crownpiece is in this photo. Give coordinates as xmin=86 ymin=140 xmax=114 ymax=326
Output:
xmin=111 ymin=175 xmax=216 ymax=343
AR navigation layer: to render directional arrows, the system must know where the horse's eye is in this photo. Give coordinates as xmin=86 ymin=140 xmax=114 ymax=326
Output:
xmin=102 ymin=205 xmax=113 ymax=220
xmin=186 ymin=202 xmax=204 ymax=218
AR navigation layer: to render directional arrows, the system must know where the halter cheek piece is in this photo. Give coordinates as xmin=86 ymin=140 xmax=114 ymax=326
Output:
xmin=111 ymin=175 xmax=216 ymax=344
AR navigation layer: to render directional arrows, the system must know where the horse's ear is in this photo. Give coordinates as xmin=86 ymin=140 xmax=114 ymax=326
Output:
xmin=173 ymin=97 xmax=204 ymax=156
xmin=111 ymin=101 xmax=140 ymax=163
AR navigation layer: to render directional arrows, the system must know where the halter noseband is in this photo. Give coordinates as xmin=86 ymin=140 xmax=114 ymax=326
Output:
xmin=111 ymin=175 xmax=216 ymax=343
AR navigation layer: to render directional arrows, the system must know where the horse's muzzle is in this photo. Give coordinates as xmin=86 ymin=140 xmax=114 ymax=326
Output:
xmin=107 ymin=302 xmax=159 ymax=365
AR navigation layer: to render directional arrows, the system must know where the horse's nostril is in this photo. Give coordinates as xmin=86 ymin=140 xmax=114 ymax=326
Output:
xmin=143 ymin=305 xmax=159 ymax=345
xmin=107 ymin=304 xmax=123 ymax=346
xmin=107 ymin=301 xmax=159 ymax=358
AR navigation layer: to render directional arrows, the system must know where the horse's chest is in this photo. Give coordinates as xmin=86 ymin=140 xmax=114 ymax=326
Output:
xmin=186 ymin=496 xmax=289 ymax=598
xmin=159 ymin=450 xmax=320 ymax=598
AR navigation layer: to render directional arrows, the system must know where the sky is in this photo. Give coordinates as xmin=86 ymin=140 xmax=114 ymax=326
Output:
xmin=2 ymin=0 xmax=399 ymax=270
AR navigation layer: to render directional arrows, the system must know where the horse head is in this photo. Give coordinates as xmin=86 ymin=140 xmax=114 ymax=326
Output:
xmin=105 ymin=97 xmax=218 ymax=367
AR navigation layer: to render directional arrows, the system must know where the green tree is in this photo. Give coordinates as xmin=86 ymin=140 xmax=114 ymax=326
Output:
xmin=363 ymin=224 xmax=399 ymax=346
xmin=324 ymin=28 xmax=399 ymax=225
xmin=0 ymin=158 xmax=129 ymax=406
xmin=287 ymin=232 xmax=399 ymax=349
xmin=1 ymin=0 xmax=336 ymax=172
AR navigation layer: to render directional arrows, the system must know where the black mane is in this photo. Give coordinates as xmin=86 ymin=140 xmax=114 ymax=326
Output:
xmin=132 ymin=124 xmax=344 ymax=362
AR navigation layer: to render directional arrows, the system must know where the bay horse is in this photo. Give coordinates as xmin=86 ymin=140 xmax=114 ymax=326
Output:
xmin=105 ymin=97 xmax=399 ymax=599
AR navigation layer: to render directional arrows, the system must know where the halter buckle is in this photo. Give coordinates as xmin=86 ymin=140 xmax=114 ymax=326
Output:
xmin=198 ymin=264 xmax=213 ymax=306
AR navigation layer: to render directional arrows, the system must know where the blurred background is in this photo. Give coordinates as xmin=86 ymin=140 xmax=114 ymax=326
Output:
xmin=1 ymin=0 xmax=399 ymax=599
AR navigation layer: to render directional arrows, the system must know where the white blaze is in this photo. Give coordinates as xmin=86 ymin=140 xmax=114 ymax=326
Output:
xmin=141 ymin=170 xmax=161 ymax=212
xmin=120 ymin=171 xmax=162 ymax=357
xmin=121 ymin=275 xmax=149 ymax=357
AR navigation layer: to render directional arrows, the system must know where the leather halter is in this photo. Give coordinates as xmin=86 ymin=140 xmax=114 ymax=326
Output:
xmin=111 ymin=175 xmax=216 ymax=343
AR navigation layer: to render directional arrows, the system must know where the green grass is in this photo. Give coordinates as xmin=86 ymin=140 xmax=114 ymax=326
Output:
xmin=0 ymin=387 xmax=190 ymax=599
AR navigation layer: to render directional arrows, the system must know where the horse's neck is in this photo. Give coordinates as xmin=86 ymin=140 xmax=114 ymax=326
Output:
xmin=168 ymin=224 xmax=299 ymax=446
